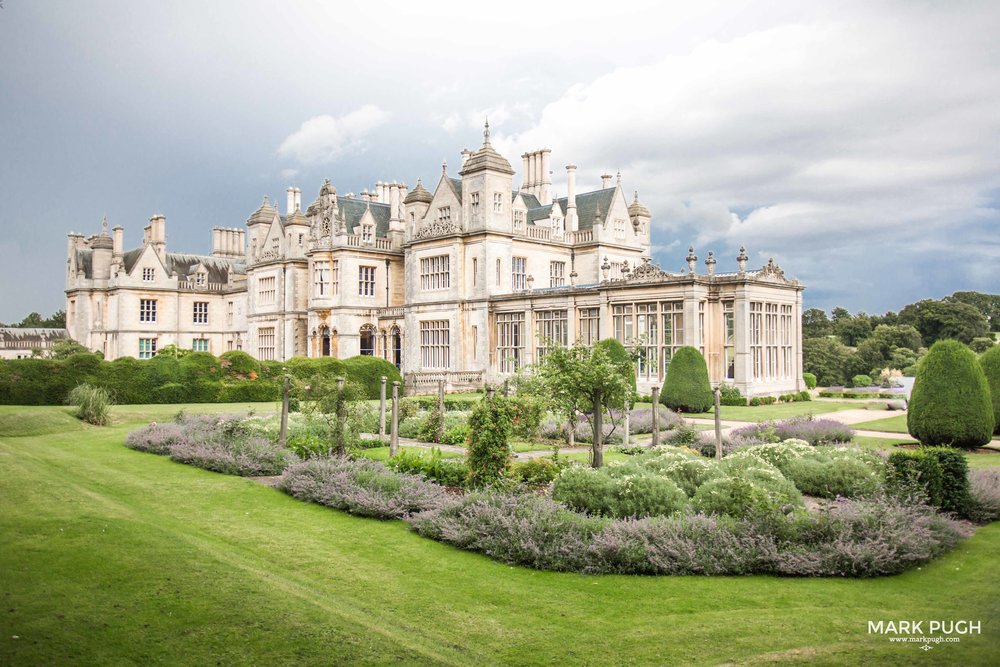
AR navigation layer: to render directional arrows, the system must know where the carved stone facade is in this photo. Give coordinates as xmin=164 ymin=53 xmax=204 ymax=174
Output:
xmin=65 ymin=126 xmax=805 ymax=396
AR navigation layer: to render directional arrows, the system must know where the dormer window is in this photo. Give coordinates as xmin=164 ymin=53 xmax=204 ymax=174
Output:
xmin=362 ymin=224 xmax=374 ymax=242
xmin=614 ymin=218 xmax=627 ymax=239
xmin=513 ymin=210 xmax=525 ymax=232
xmin=437 ymin=206 xmax=451 ymax=223
xmin=195 ymin=272 xmax=206 ymax=287
xmin=143 ymin=268 xmax=154 ymax=282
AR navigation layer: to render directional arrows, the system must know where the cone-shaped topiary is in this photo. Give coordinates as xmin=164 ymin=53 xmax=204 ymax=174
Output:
xmin=594 ymin=338 xmax=637 ymax=397
xmin=907 ymin=339 xmax=994 ymax=449
xmin=661 ymin=346 xmax=713 ymax=413
xmin=980 ymin=345 xmax=1000 ymax=435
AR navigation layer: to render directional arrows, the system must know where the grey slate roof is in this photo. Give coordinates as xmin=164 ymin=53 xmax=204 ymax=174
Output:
xmin=448 ymin=178 xmax=463 ymax=203
xmin=337 ymin=197 xmax=391 ymax=237
xmin=516 ymin=192 xmax=541 ymax=208
xmin=521 ymin=188 xmax=616 ymax=230
xmin=120 ymin=248 xmax=245 ymax=282
xmin=0 ymin=327 xmax=68 ymax=347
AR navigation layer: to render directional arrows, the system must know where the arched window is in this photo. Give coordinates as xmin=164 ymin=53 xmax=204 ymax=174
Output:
xmin=321 ymin=326 xmax=332 ymax=357
xmin=391 ymin=326 xmax=402 ymax=369
xmin=359 ymin=325 xmax=376 ymax=356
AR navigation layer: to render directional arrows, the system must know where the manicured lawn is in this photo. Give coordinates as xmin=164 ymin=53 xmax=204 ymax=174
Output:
xmin=359 ymin=445 xmax=465 ymax=461
xmin=1 ymin=405 xmax=998 ymax=664
xmin=853 ymin=414 xmax=910 ymax=434
xmin=684 ymin=400 xmax=888 ymax=422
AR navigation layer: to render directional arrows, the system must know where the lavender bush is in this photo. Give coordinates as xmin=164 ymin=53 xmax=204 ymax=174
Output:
xmin=279 ymin=456 xmax=451 ymax=519
xmin=966 ymin=468 xmax=1000 ymax=523
xmin=407 ymin=492 xmax=968 ymax=577
xmin=125 ymin=421 xmax=192 ymax=455
xmin=538 ymin=407 xmax=683 ymax=444
xmin=731 ymin=416 xmax=854 ymax=446
xmin=170 ymin=436 xmax=296 ymax=476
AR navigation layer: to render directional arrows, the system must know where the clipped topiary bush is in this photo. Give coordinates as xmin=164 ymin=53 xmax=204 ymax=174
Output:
xmin=907 ymin=340 xmax=994 ymax=449
xmin=661 ymin=346 xmax=712 ymax=413
xmin=802 ymin=372 xmax=817 ymax=389
xmin=886 ymin=449 xmax=944 ymax=507
xmin=980 ymin=345 xmax=1000 ymax=435
xmin=467 ymin=393 xmax=514 ymax=487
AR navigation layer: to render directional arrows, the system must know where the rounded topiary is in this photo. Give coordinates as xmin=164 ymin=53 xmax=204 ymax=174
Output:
xmin=802 ymin=372 xmax=817 ymax=389
xmin=980 ymin=345 xmax=1000 ymax=435
xmin=907 ymin=340 xmax=994 ymax=449
xmin=661 ymin=346 xmax=713 ymax=413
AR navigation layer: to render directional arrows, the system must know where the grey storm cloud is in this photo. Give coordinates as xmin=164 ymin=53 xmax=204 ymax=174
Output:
xmin=0 ymin=0 xmax=997 ymax=322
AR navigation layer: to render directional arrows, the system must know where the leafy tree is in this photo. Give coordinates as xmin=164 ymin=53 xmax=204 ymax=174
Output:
xmin=970 ymin=338 xmax=995 ymax=354
xmin=834 ymin=313 xmax=872 ymax=347
xmin=17 ymin=312 xmax=45 ymax=327
xmin=946 ymin=291 xmax=1000 ymax=331
xmin=467 ymin=393 xmax=514 ymax=487
xmin=156 ymin=344 xmax=191 ymax=358
xmin=980 ymin=346 xmax=1000 ymax=435
xmin=898 ymin=299 xmax=990 ymax=345
xmin=536 ymin=340 xmax=635 ymax=468
xmin=50 ymin=339 xmax=90 ymax=359
xmin=802 ymin=337 xmax=855 ymax=386
xmin=661 ymin=346 xmax=713 ymax=412
xmin=802 ymin=308 xmax=832 ymax=338
xmin=907 ymin=340 xmax=994 ymax=449
xmin=830 ymin=306 xmax=851 ymax=324
xmin=854 ymin=324 xmax=923 ymax=374
xmin=301 ymin=377 xmax=366 ymax=455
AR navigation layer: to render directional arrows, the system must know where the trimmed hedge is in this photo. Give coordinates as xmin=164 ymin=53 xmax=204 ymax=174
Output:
xmin=980 ymin=346 xmax=1000 ymax=435
xmin=802 ymin=372 xmax=817 ymax=389
xmin=907 ymin=340 xmax=994 ymax=449
xmin=886 ymin=447 xmax=970 ymax=515
xmin=661 ymin=347 xmax=712 ymax=413
xmin=0 ymin=352 xmax=401 ymax=405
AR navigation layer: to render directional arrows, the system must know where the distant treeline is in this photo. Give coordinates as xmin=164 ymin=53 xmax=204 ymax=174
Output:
xmin=0 ymin=351 xmax=403 ymax=406
xmin=803 ymin=291 xmax=998 ymax=386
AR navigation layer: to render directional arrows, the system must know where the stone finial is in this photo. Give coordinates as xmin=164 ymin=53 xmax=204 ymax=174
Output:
xmin=601 ymin=256 xmax=611 ymax=281
xmin=705 ymin=251 xmax=716 ymax=275
xmin=569 ymin=269 xmax=578 ymax=286
xmin=737 ymin=246 xmax=748 ymax=273
xmin=441 ymin=160 xmax=448 ymax=174
xmin=616 ymin=170 xmax=622 ymax=186
xmin=101 ymin=215 xmax=109 ymax=235
xmin=621 ymin=260 xmax=631 ymax=277
xmin=483 ymin=117 xmax=491 ymax=146
xmin=526 ymin=274 xmax=534 ymax=290
xmin=686 ymin=246 xmax=698 ymax=274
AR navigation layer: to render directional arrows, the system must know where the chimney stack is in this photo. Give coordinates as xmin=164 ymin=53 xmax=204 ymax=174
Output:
xmin=521 ymin=153 xmax=531 ymax=191
xmin=566 ymin=165 xmax=578 ymax=231
xmin=601 ymin=173 xmax=613 ymax=189
xmin=461 ymin=149 xmax=472 ymax=167
xmin=112 ymin=226 xmax=124 ymax=256
xmin=294 ymin=188 xmax=301 ymax=211
xmin=286 ymin=187 xmax=296 ymax=215
xmin=539 ymin=149 xmax=552 ymax=205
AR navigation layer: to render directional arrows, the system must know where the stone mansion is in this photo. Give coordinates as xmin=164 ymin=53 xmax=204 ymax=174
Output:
xmin=65 ymin=124 xmax=805 ymax=396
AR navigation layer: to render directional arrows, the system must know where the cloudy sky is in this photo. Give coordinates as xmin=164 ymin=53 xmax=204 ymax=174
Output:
xmin=1 ymin=0 xmax=997 ymax=322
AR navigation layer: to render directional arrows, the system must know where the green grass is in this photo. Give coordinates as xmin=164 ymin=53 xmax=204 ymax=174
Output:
xmin=848 ymin=436 xmax=1000 ymax=470
xmin=684 ymin=401 xmax=887 ymax=422
xmin=1 ymin=405 xmax=998 ymax=665
xmin=852 ymin=414 xmax=910 ymax=433
xmin=358 ymin=445 xmax=465 ymax=462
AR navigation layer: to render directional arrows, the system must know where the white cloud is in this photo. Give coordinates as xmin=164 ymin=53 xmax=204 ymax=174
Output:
xmin=278 ymin=105 xmax=390 ymax=165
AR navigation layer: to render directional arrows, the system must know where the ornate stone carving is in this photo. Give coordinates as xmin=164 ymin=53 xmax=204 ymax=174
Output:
xmin=626 ymin=256 xmax=672 ymax=282
xmin=757 ymin=257 xmax=788 ymax=282
xmin=415 ymin=219 xmax=458 ymax=239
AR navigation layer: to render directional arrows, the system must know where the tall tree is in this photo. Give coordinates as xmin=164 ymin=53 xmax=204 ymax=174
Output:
xmin=802 ymin=308 xmax=832 ymax=338
xmin=898 ymin=299 xmax=990 ymax=345
xmin=946 ymin=291 xmax=1000 ymax=331
xmin=536 ymin=339 xmax=634 ymax=468
xmin=803 ymin=337 xmax=856 ymax=386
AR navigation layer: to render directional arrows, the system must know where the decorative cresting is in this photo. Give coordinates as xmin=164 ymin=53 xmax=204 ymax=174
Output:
xmin=414 ymin=219 xmax=458 ymax=239
xmin=756 ymin=257 xmax=790 ymax=283
xmin=625 ymin=256 xmax=672 ymax=282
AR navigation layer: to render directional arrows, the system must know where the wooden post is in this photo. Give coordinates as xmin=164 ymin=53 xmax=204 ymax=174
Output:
xmin=714 ymin=385 xmax=723 ymax=461
xmin=592 ymin=391 xmax=604 ymax=468
xmin=650 ymin=385 xmax=660 ymax=448
xmin=335 ymin=376 xmax=346 ymax=455
xmin=278 ymin=374 xmax=290 ymax=449
xmin=437 ymin=379 xmax=445 ymax=443
xmin=623 ymin=402 xmax=630 ymax=449
xmin=390 ymin=381 xmax=400 ymax=457
xmin=378 ymin=376 xmax=387 ymax=438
